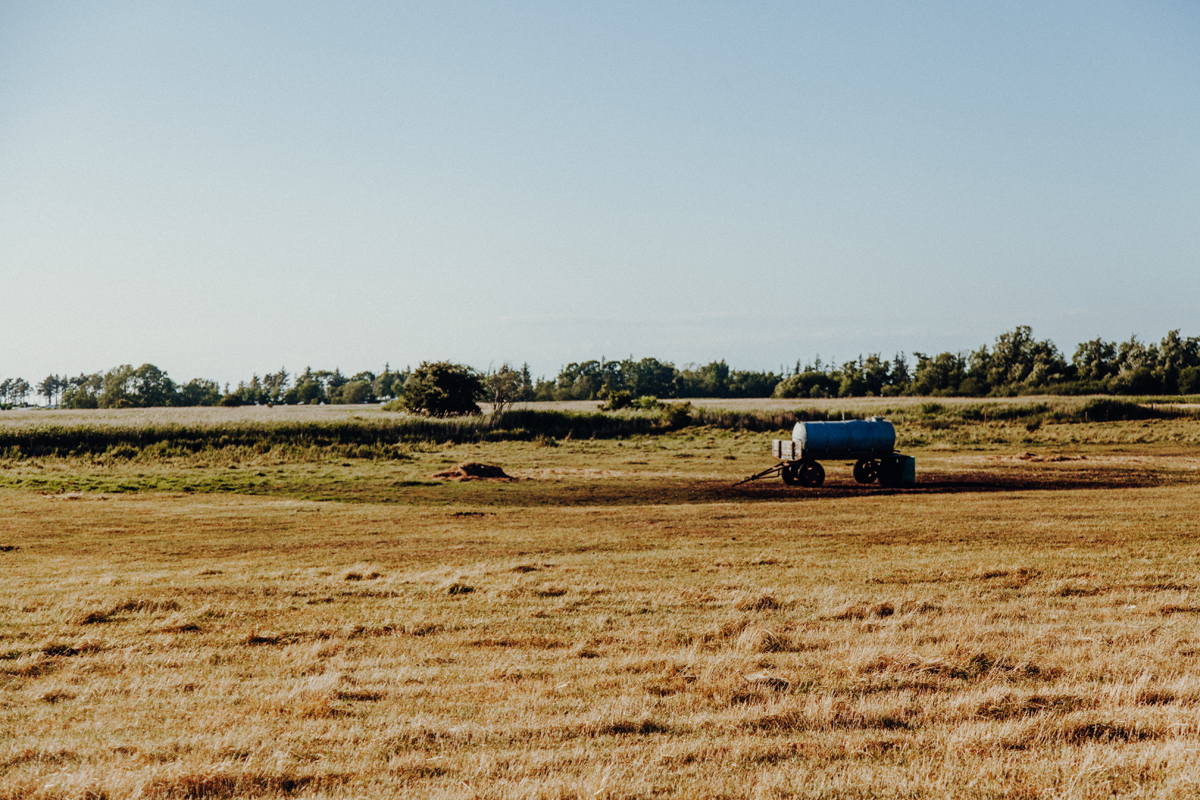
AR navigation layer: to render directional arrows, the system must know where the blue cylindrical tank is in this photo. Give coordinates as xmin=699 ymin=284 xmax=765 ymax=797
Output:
xmin=792 ymin=417 xmax=896 ymax=458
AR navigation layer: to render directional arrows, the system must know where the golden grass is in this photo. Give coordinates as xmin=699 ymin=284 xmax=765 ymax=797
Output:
xmin=1 ymin=424 xmax=1200 ymax=797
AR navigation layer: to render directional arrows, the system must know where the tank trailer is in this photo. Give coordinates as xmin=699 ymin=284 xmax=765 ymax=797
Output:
xmin=735 ymin=417 xmax=915 ymax=488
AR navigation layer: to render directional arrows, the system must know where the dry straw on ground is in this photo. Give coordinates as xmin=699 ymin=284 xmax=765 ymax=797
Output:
xmin=1 ymin=417 xmax=1200 ymax=797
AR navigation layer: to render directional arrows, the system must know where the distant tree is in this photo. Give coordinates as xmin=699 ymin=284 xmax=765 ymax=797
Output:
xmin=532 ymin=376 xmax=556 ymax=401
xmin=677 ymin=361 xmax=778 ymax=398
xmin=620 ymin=357 xmax=678 ymax=398
xmin=908 ymin=352 xmax=967 ymax=396
xmin=62 ymin=374 xmax=101 ymax=409
xmin=132 ymin=364 xmax=176 ymax=407
xmin=373 ymin=365 xmax=408 ymax=400
xmin=553 ymin=360 xmax=622 ymax=400
xmin=1072 ymin=338 xmax=1118 ymax=384
xmin=519 ymin=363 xmax=534 ymax=400
xmin=1154 ymin=329 xmax=1200 ymax=393
xmin=402 ymin=361 xmax=484 ymax=416
xmin=726 ymin=369 xmax=780 ymax=398
xmin=1180 ymin=366 xmax=1200 ymax=395
xmin=326 ymin=369 xmax=347 ymax=393
xmin=285 ymin=368 xmax=327 ymax=404
xmin=178 ymin=378 xmax=221 ymax=406
xmin=859 ymin=355 xmax=890 ymax=396
xmin=678 ymin=361 xmax=730 ymax=397
xmin=38 ymin=375 xmax=59 ymax=407
xmin=1109 ymin=336 xmax=1161 ymax=394
xmin=262 ymin=368 xmax=290 ymax=405
xmin=484 ymin=363 xmax=526 ymax=414
xmin=888 ymin=353 xmax=911 ymax=395
xmin=9 ymin=378 xmax=31 ymax=406
xmin=331 ymin=380 xmax=372 ymax=404
xmin=834 ymin=355 xmax=891 ymax=398
xmin=772 ymin=370 xmax=838 ymax=399
xmin=97 ymin=366 xmax=139 ymax=408
xmin=985 ymin=326 xmax=1067 ymax=391
xmin=235 ymin=375 xmax=263 ymax=405
xmin=332 ymin=372 xmax=378 ymax=404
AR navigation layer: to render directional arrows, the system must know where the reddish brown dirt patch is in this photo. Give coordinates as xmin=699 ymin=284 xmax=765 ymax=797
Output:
xmin=432 ymin=462 xmax=513 ymax=481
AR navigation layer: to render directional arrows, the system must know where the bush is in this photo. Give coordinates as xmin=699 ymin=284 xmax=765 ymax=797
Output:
xmin=1076 ymin=398 xmax=1155 ymax=422
xmin=602 ymin=390 xmax=634 ymax=411
xmin=401 ymin=361 xmax=484 ymax=417
xmin=661 ymin=401 xmax=693 ymax=428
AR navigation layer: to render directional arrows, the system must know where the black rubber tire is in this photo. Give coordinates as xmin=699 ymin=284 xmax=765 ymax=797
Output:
xmin=853 ymin=459 xmax=878 ymax=484
xmin=799 ymin=461 xmax=825 ymax=487
xmin=781 ymin=463 xmax=798 ymax=486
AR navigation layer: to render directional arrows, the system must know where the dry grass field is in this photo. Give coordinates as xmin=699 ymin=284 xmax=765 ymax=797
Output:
xmin=2 ymin=412 xmax=1200 ymax=798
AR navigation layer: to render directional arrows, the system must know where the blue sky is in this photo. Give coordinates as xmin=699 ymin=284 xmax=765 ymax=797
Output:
xmin=2 ymin=2 xmax=1198 ymax=384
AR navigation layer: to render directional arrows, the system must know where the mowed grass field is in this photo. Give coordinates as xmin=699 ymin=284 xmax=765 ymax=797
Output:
xmin=2 ymin=411 xmax=1200 ymax=798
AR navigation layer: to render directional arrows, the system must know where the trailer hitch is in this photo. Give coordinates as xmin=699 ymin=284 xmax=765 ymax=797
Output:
xmin=732 ymin=462 xmax=785 ymax=487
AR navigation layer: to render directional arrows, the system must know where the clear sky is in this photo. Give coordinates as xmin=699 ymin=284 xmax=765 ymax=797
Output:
xmin=3 ymin=1 xmax=1198 ymax=384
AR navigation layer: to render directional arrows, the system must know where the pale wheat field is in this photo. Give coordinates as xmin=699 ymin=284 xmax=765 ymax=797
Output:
xmin=1 ymin=395 xmax=1171 ymax=432
xmin=1 ymin=417 xmax=1200 ymax=798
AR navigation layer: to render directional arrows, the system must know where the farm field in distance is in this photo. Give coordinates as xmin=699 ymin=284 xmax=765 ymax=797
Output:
xmin=2 ymin=403 xmax=1200 ymax=798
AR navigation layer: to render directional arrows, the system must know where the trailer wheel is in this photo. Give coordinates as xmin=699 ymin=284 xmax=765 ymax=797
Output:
xmin=798 ymin=461 xmax=825 ymax=487
xmin=781 ymin=463 xmax=798 ymax=486
xmin=853 ymin=459 xmax=878 ymax=484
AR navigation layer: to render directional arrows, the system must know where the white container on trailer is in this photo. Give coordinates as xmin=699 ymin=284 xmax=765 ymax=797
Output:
xmin=791 ymin=417 xmax=896 ymax=459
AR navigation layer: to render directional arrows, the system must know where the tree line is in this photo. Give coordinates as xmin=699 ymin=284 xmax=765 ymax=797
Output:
xmin=529 ymin=327 xmax=1200 ymax=401
xmin=2 ymin=365 xmax=413 ymax=410
xmin=2 ymin=327 xmax=1198 ymax=411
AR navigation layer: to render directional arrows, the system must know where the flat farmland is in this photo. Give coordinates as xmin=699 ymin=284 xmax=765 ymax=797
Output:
xmin=2 ymin=414 xmax=1200 ymax=798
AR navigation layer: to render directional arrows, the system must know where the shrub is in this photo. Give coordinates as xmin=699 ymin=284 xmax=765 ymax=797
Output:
xmin=401 ymin=362 xmax=484 ymax=417
xmin=661 ymin=401 xmax=693 ymax=428
xmin=633 ymin=396 xmax=664 ymax=411
xmin=1076 ymin=398 xmax=1155 ymax=422
xmin=602 ymin=390 xmax=634 ymax=411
